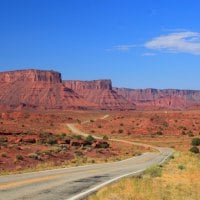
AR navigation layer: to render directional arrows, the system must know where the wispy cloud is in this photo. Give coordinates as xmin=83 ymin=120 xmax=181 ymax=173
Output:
xmin=145 ymin=31 xmax=200 ymax=55
xmin=142 ymin=52 xmax=156 ymax=56
xmin=112 ymin=44 xmax=137 ymax=52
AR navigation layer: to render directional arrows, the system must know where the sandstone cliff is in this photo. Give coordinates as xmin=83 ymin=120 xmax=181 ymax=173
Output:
xmin=114 ymin=88 xmax=200 ymax=109
xmin=2 ymin=69 xmax=200 ymax=111
xmin=0 ymin=70 xmax=95 ymax=110
xmin=0 ymin=69 xmax=62 ymax=83
xmin=64 ymin=80 xmax=136 ymax=110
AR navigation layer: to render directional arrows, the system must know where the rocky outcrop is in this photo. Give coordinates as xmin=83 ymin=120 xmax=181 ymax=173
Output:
xmin=64 ymin=80 xmax=112 ymax=90
xmin=0 ymin=69 xmax=62 ymax=83
xmin=114 ymin=88 xmax=200 ymax=109
xmin=64 ymin=80 xmax=136 ymax=110
xmin=2 ymin=69 xmax=200 ymax=111
xmin=0 ymin=69 xmax=95 ymax=110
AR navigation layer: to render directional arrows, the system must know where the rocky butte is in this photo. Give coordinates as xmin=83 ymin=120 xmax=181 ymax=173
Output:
xmin=63 ymin=80 xmax=136 ymax=110
xmin=0 ymin=69 xmax=95 ymax=110
xmin=0 ymin=69 xmax=200 ymax=110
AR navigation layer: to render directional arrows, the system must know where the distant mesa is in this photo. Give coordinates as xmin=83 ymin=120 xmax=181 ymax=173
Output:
xmin=0 ymin=69 xmax=62 ymax=83
xmin=0 ymin=69 xmax=200 ymax=110
xmin=0 ymin=69 xmax=95 ymax=110
xmin=114 ymin=88 xmax=200 ymax=110
xmin=64 ymin=80 xmax=136 ymax=110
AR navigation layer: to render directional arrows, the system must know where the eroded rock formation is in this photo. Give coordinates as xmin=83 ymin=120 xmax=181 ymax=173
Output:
xmin=0 ymin=69 xmax=95 ymax=110
xmin=114 ymin=88 xmax=200 ymax=109
xmin=64 ymin=80 xmax=136 ymax=110
xmin=1 ymin=69 xmax=200 ymax=110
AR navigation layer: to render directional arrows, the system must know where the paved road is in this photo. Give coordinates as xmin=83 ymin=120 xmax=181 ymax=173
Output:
xmin=0 ymin=117 xmax=173 ymax=200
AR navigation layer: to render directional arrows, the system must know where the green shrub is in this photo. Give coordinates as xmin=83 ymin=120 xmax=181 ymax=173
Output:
xmin=28 ymin=153 xmax=40 ymax=160
xmin=118 ymin=129 xmax=124 ymax=133
xmin=16 ymin=154 xmax=23 ymax=161
xmin=56 ymin=133 xmax=66 ymax=140
xmin=0 ymin=137 xmax=8 ymax=143
xmin=181 ymin=131 xmax=186 ymax=135
xmin=156 ymin=131 xmax=163 ymax=136
xmin=1 ymin=152 xmax=7 ymax=157
xmin=39 ymin=132 xmax=52 ymax=138
xmin=191 ymin=138 xmax=200 ymax=146
xmin=103 ymin=135 xmax=109 ymax=140
xmin=190 ymin=146 xmax=199 ymax=154
xmin=145 ymin=165 xmax=162 ymax=177
xmin=75 ymin=150 xmax=83 ymax=157
xmin=178 ymin=164 xmax=185 ymax=170
xmin=47 ymin=138 xmax=57 ymax=145
xmin=188 ymin=131 xmax=194 ymax=137
xmin=41 ymin=150 xmax=52 ymax=156
xmin=51 ymin=146 xmax=62 ymax=153
xmin=85 ymin=135 xmax=95 ymax=143
xmin=99 ymin=143 xmax=109 ymax=148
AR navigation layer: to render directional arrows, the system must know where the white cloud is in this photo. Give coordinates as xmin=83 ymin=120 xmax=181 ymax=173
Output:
xmin=145 ymin=31 xmax=200 ymax=55
xmin=113 ymin=44 xmax=137 ymax=51
xmin=142 ymin=52 xmax=156 ymax=56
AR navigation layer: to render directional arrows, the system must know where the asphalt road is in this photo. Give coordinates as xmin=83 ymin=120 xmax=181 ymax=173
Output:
xmin=0 ymin=117 xmax=173 ymax=200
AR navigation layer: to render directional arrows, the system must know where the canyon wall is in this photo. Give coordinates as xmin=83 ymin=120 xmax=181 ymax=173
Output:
xmin=1 ymin=69 xmax=200 ymax=111
xmin=0 ymin=70 xmax=94 ymax=110
xmin=114 ymin=88 xmax=200 ymax=109
xmin=64 ymin=80 xmax=112 ymax=90
xmin=0 ymin=69 xmax=62 ymax=83
xmin=64 ymin=80 xmax=136 ymax=110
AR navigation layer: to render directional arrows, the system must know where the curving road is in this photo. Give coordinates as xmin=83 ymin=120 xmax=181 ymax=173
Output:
xmin=0 ymin=116 xmax=173 ymax=200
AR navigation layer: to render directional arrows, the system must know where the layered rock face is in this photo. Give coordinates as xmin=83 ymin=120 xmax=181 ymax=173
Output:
xmin=0 ymin=69 xmax=62 ymax=83
xmin=114 ymin=88 xmax=200 ymax=109
xmin=0 ymin=70 xmax=94 ymax=110
xmin=64 ymin=80 xmax=112 ymax=90
xmin=2 ymin=69 xmax=200 ymax=111
xmin=64 ymin=80 xmax=136 ymax=110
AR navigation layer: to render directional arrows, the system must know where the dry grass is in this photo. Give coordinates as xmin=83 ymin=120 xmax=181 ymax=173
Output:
xmin=89 ymin=152 xmax=200 ymax=200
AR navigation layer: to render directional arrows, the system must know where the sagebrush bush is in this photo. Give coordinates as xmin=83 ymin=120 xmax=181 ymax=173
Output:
xmin=28 ymin=153 xmax=40 ymax=160
xmin=191 ymin=138 xmax=200 ymax=146
xmin=145 ymin=165 xmax=162 ymax=177
xmin=103 ymin=135 xmax=109 ymax=140
xmin=85 ymin=135 xmax=95 ymax=143
xmin=190 ymin=146 xmax=199 ymax=154
xmin=16 ymin=154 xmax=23 ymax=160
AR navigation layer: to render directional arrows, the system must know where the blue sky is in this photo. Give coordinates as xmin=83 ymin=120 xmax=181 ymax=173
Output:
xmin=0 ymin=0 xmax=200 ymax=89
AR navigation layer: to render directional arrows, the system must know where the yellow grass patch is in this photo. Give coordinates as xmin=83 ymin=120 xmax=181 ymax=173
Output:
xmin=89 ymin=152 xmax=200 ymax=200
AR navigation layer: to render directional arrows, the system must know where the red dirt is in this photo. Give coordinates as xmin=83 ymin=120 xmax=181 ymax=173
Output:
xmin=0 ymin=110 xmax=143 ymax=173
xmin=80 ymin=110 xmax=200 ymax=137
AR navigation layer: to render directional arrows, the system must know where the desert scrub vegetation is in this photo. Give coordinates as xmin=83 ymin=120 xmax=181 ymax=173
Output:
xmin=89 ymin=152 xmax=200 ymax=200
xmin=189 ymin=137 xmax=200 ymax=154
xmin=191 ymin=137 xmax=200 ymax=146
